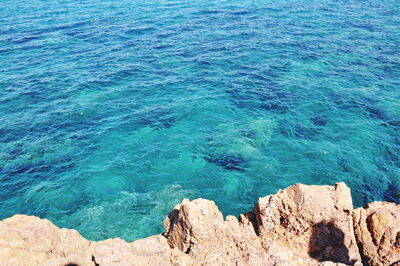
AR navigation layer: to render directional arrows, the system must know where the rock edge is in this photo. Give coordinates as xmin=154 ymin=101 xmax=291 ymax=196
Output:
xmin=1 ymin=182 xmax=399 ymax=266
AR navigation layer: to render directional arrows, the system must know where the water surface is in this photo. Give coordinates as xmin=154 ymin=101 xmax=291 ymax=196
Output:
xmin=1 ymin=0 xmax=400 ymax=241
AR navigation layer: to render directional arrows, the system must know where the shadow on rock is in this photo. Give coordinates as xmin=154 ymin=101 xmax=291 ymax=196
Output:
xmin=164 ymin=208 xmax=179 ymax=236
xmin=308 ymin=221 xmax=355 ymax=265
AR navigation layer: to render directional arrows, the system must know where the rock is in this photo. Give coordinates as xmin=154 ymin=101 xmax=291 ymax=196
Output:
xmin=163 ymin=183 xmax=362 ymax=265
xmin=90 ymin=235 xmax=192 ymax=266
xmin=353 ymin=201 xmax=400 ymax=265
xmin=90 ymin=237 xmax=135 ymax=266
xmin=0 ymin=182 xmax=387 ymax=265
xmin=0 ymin=215 xmax=94 ymax=266
xmin=130 ymin=235 xmax=194 ymax=266
xmin=254 ymin=182 xmax=362 ymax=265
xmin=164 ymin=198 xmax=270 ymax=265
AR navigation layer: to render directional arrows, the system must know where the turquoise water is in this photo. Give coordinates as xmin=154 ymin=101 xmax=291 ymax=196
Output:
xmin=1 ymin=0 xmax=400 ymax=241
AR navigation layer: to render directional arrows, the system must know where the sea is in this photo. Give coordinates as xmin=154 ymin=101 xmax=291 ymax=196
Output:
xmin=1 ymin=0 xmax=399 ymax=241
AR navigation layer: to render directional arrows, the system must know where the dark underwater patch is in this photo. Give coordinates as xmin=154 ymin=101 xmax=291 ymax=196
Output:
xmin=230 ymin=10 xmax=252 ymax=16
xmin=131 ymin=201 xmax=158 ymax=215
xmin=262 ymin=102 xmax=290 ymax=113
xmin=13 ymin=35 xmax=42 ymax=44
xmin=239 ymin=128 xmax=257 ymax=139
xmin=279 ymin=122 xmax=319 ymax=140
xmin=382 ymin=137 xmax=400 ymax=168
xmin=196 ymin=9 xmax=224 ymax=15
xmin=204 ymin=152 xmax=248 ymax=172
xmin=225 ymin=74 xmax=294 ymax=113
xmin=260 ymin=90 xmax=291 ymax=114
xmin=294 ymin=124 xmax=319 ymax=139
xmin=385 ymin=119 xmax=400 ymax=131
xmin=365 ymin=105 xmax=387 ymax=120
xmin=2 ymin=155 xmax=76 ymax=179
xmin=310 ymin=113 xmax=328 ymax=127
xmin=125 ymin=27 xmax=156 ymax=35
xmin=0 ymin=126 xmax=29 ymax=143
xmin=8 ymin=147 xmax=24 ymax=160
xmin=361 ymin=179 xmax=400 ymax=206
xmin=122 ymin=107 xmax=176 ymax=131
xmin=142 ymin=109 xmax=176 ymax=129
xmin=360 ymin=181 xmax=381 ymax=206
xmin=330 ymin=93 xmax=388 ymax=121
xmin=383 ymin=181 xmax=400 ymax=203
xmin=337 ymin=158 xmax=352 ymax=173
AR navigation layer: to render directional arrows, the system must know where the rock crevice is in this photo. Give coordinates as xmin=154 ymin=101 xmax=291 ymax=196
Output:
xmin=1 ymin=182 xmax=400 ymax=265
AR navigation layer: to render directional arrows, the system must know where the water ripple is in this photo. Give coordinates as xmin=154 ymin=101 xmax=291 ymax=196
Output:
xmin=0 ymin=0 xmax=400 ymax=241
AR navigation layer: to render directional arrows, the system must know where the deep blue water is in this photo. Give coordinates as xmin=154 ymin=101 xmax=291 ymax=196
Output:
xmin=1 ymin=0 xmax=400 ymax=241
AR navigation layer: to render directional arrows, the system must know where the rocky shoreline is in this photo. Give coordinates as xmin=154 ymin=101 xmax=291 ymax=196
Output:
xmin=1 ymin=182 xmax=399 ymax=265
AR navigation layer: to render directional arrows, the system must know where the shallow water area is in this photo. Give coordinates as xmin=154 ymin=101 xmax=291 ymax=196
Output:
xmin=1 ymin=0 xmax=400 ymax=241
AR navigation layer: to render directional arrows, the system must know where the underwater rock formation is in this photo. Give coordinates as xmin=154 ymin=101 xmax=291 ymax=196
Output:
xmin=0 ymin=183 xmax=399 ymax=265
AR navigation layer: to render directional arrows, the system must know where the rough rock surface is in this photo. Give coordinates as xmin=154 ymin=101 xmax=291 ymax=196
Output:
xmin=164 ymin=198 xmax=269 ymax=265
xmin=0 ymin=215 xmax=93 ymax=266
xmin=353 ymin=202 xmax=400 ymax=265
xmin=0 ymin=182 xmax=398 ymax=265
xmin=254 ymin=182 xmax=361 ymax=265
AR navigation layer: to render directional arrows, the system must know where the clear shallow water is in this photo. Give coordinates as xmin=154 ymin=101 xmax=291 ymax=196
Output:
xmin=1 ymin=0 xmax=400 ymax=241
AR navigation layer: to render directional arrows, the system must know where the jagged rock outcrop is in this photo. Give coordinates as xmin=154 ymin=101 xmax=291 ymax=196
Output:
xmin=163 ymin=183 xmax=361 ymax=265
xmin=0 ymin=215 xmax=93 ymax=266
xmin=0 ymin=182 xmax=399 ymax=265
xmin=254 ymin=182 xmax=361 ymax=265
xmin=353 ymin=202 xmax=400 ymax=265
xmin=163 ymin=198 xmax=269 ymax=265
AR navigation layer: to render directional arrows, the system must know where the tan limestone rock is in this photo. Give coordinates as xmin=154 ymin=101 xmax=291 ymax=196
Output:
xmin=0 ymin=215 xmax=94 ymax=266
xmin=254 ymin=182 xmax=362 ymax=265
xmin=353 ymin=201 xmax=400 ymax=265
xmin=164 ymin=198 xmax=272 ymax=265
xmin=90 ymin=237 xmax=135 ymax=265
xmin=131 ymin=235 xmax=194 ymax=265
xmin=0 ymin=182 xmax=374 ymax=266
